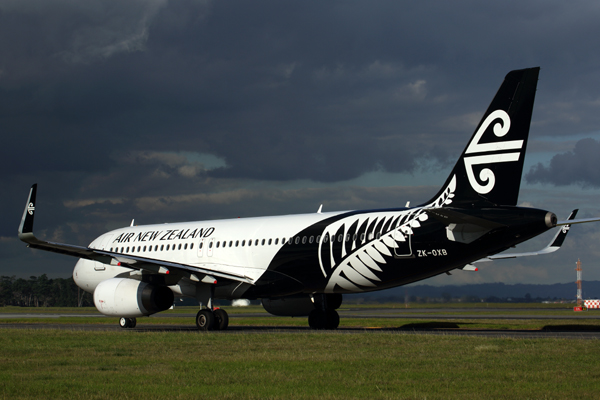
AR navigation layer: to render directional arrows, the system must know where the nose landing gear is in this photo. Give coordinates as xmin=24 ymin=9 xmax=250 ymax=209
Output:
xmin=119 ymin=317 xmax=137 ymax=329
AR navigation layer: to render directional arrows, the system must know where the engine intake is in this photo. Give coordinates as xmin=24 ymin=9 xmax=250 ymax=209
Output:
xmin=93 ymin=278 xmax=174 ymax=317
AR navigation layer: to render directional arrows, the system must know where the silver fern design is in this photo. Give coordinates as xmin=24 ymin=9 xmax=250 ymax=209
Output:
xmin=321 ymin=175 xmax=456 ymax=293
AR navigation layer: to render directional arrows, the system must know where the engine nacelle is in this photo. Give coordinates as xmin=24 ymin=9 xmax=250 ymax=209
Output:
xmin=262 ymin=294 xmax=343 ymax=317
xmin=93 ymin=278 xmax=174 ymax=317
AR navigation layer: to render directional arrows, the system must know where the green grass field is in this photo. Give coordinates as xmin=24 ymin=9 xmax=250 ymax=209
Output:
xmin=2 ymin=304 xmax=599 ymax=331
xmin=1 ymin=328 xmax=600 ymax=399
xmin=1 ymin=304 xmax=600 ymax=399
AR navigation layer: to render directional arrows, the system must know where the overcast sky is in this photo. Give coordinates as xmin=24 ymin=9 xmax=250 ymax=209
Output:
xmin=3 ymin=0 xmax=600 ymax=289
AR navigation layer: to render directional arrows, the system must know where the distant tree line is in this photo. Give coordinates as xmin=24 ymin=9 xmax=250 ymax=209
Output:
xmin=0 ymin=275 xmax=93 ymax=307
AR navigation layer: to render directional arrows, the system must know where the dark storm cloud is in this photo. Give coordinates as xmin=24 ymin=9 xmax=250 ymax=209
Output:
xmin=4 ymin=0 xmax=600 ymax=281
xmin=526 ymin=138 xmax=600 ymax=187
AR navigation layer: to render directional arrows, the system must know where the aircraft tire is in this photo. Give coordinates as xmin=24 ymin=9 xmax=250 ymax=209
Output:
xmin=308 ymin=309 xmax=326 ymax=329
xmin=308 ymin=309 xmax=340 ymax=330
xmin=324 ymin=309 xmax=339 ymax=330
xmin=196 ymin=309 xmax=214 ymax=331
xmin=213 ymin=309 xmax=229 ymax=331
xmin=128 ymin=317 xmax=137 ymax=328
xmin=119 ymin=317 xmax=130 ymax=328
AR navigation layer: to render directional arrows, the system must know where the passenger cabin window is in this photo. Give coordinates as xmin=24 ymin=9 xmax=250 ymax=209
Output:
xmin=295 ymin=237 xmax=300 ymax=245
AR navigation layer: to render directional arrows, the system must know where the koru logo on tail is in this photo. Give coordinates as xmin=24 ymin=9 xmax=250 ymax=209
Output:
xmin=463 ymin=110 xmax=523 ymax=194
xmin=27 ymin=202 xmax=35 ymax=215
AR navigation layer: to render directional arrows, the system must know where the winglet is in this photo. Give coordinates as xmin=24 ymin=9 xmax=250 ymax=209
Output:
xmin=18 ymin=184 xmax=37 ymax=239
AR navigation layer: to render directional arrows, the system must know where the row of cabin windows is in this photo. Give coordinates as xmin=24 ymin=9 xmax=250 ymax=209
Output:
xmin=109 ymin=232 xmax=384 ymax=254
xmin=110 ymin=242 xmax=194 ymax=254
xmin=200 ymin=232 xmax=382 ymax=250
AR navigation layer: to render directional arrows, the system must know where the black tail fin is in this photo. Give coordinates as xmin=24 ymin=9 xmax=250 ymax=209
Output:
xmin=427 ymin=67 xmax=540 ymax=207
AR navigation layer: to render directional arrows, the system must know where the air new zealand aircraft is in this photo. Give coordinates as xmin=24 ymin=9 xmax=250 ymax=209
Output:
xmin=18 ymin=67 xmax=598 ymax=330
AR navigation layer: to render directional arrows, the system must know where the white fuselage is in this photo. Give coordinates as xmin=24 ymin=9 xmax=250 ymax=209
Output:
xmin=73 ymin=210 xmax=345 ymax=294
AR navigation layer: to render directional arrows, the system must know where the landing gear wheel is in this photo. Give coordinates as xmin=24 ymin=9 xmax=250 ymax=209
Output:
xmin=324 ymin=309 xmax=339 ymax=330
xmin=308 ymin=309 xmax=339 ymax=330
xmin=213 ymin=309 xmax=229 ymax=331
xmin=119 ymin=317 xmax=137 ymax=329
xmin=196 ymin=309 xmax=214 ymax=331
xmin=308 ymin=309 xmax=326 ymax=330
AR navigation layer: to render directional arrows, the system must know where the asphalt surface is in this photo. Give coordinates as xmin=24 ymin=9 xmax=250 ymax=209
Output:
xmin=2 ymin=307 xmax=600 ymax=339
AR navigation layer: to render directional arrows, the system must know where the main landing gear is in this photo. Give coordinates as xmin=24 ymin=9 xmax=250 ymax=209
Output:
xmin=119 ymin=317 xmax=137 ymax=329
xmin=194 ymin=282 xmax=229 ymax=331
xmin=308 ymin=308 xmax=339 ymax=330
xmin=308 ymin=294 xmax=341 ymax=330
xmin=195 ymin=308 xmax=229 ymax=331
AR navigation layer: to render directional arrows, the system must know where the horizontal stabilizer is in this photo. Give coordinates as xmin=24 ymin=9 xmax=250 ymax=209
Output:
xmin=480 ymin=209 xmax=578 ymax=261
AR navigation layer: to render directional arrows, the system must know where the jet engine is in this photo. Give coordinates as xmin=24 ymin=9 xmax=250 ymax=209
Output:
xmin=262 ymin=294 xmax=342 ymax=316
xmin=93 ymin=277 xmax=174 ymax=317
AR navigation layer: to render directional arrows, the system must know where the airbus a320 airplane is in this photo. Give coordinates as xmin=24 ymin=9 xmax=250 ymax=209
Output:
xmin=18 ymin=67 xmax=598 ymax=330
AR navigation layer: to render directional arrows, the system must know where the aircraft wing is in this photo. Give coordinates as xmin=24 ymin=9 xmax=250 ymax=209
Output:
xmin=18 ymin=184 xmax=254 ymax=285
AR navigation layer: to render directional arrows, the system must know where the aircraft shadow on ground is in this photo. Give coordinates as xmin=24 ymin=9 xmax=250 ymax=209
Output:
xmin=541 ymin=324 xmax=600 ymax=332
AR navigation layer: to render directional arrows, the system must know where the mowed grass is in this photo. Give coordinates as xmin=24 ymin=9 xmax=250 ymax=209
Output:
xmin=3 ymin=304 xmax=600 ymax=331
xmin=1 ymin=329 xmax=600 ymax=399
